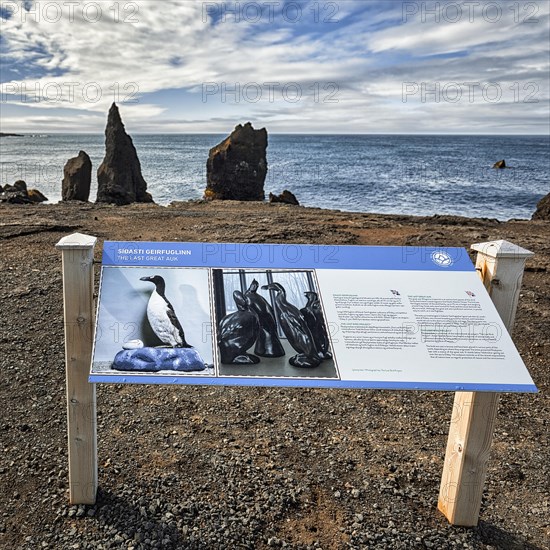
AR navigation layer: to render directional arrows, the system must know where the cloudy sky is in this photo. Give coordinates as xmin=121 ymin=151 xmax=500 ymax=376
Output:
xmin=1 ymin=0 xmax=549 ymax=133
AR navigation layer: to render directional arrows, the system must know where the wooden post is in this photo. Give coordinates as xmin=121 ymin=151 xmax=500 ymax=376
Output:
xmin=438 ymin=240 xmax=534 ymax=526
xmin=56 ymin=233 xmax=98 ymax=505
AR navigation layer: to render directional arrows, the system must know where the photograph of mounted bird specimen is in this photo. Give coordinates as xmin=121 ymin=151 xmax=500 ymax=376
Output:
xmin=91 ymin=267 xmax=214 ymax=376
xmin=140 ymin=275 xmax=193 ymax=348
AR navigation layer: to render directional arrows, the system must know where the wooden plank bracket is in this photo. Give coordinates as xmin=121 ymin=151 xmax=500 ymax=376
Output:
xmin=438 ymin=240 xmax=534 ymax=526
xmin=56 ymin=232 xmax=98 ymax=505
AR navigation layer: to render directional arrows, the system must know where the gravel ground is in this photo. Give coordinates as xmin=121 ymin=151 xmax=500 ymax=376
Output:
xmin=0 ymin=201 xmax=548 ymax=549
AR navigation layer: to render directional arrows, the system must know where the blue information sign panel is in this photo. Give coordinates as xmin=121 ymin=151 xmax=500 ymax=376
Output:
xmin=89 ymin=241 xmax=537 ymax=392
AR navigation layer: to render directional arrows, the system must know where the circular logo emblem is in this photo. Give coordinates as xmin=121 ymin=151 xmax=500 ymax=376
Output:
xmin=431 ymin=250 xmax=454 ymax=267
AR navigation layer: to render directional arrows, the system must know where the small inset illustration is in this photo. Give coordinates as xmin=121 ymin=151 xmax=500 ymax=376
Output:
xmin=213 ymin=269 xmax=338 ymax=379
xmin=91 ymin=267 xmax=214 ymax=377
xmin=390 ymin=289 xmax=401 ymax=296
xmin=465 ymin=290 xmax=476 ymax=297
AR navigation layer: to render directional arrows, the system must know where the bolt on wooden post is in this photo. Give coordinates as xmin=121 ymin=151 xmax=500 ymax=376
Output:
xmin=56 ymin=233 xmax=98 ymax=505
xmin=438 ymin=240 xmax=534 ymax=526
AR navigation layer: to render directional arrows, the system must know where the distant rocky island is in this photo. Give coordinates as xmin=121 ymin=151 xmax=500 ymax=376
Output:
xmin=0 ymin=133 xmax=23 ymax=137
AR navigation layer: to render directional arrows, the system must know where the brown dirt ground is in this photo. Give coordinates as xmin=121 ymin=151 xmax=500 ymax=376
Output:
xmin=0 ymin=201 xmax=548 ymax=549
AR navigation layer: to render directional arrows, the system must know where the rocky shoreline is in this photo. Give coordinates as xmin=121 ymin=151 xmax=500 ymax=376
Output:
xmin=2 ymin=105 xmax=548 ymax=219
xmin=0 ymin=201 xmax=548 ymax=549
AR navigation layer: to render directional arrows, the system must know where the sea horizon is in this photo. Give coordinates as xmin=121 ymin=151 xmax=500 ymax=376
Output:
xmin=2 ymin=132 xmax=548 ymax=137
xmin=1 ymin=133 xmax=548 ymax=220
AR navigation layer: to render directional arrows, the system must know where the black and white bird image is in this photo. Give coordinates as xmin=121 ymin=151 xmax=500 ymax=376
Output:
xmin=140 ymin=275 xmax=192 ymax=348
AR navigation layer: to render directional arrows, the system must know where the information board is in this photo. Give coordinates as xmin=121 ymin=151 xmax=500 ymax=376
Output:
xmin=89 ymin=242 xmax=537 ymax=392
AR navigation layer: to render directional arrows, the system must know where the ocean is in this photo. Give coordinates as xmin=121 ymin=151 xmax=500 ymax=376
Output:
xmin=1 ymin=134 xmax=548 ymax=220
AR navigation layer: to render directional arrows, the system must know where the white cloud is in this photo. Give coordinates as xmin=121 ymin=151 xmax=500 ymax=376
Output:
xmin=0 ymin=0 xmax=548 ymax=133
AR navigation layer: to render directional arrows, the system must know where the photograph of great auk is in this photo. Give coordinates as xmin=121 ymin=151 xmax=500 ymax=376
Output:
xmin=213 ymin=269 xmax=339 ymax=379
xmin=91 ymin=267 xmax=214 ymax=377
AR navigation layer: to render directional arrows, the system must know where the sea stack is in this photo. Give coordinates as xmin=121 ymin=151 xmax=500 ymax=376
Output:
xmin=62 ymin=151 xmax=92 ymax=201
xmin=493 ymin=159 xmax=506 ymax=169
xmin=532 ymin=193 xmax=550 ymax=221
xmin=205 ymin=122 xmax=267 ymax=201
xmin=96 ymin=103 xmax=152 ymax=205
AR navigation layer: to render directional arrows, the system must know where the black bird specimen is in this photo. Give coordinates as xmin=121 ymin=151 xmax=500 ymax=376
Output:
xmin=245 ymin=279 xmax=285 ymax=357
xmin=218 ymin=290 xmax=260 ymax=364
xmin=301 ymin=291 xmax=332 ymax=360
xmin=262 ymin=282 xmax=320 ymax=368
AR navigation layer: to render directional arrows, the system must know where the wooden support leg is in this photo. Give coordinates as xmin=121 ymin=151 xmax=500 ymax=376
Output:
xmin=438 ymin=240 xmax=534 ymax=526
xmin=56 ymin=233 xmax=98 ymax=505
xmin=438 ymin=391 xmax=500 ymax=525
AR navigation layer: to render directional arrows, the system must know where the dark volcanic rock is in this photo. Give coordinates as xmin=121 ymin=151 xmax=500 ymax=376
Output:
xmin=0 ymin=180 xmax=48 ymax=204
xmin=62 ymin=151 xmax=92 ymax=201
xmin=96 ymin=103 xmax=153 ymax=205
xmin=0 ymin=193 xmax=28 ymax=204
xmin=27 ymin=189 xmax=48 ymax=203
xmin=0 ymin=181 xmax=30 ymax=204
xmin=532 ymin=192 xmax=550 ymax=221
xmin=269 ymin=190 xmax=299 ymax=205
xmin=205 ymin=122 xmax=267 ymax=201
xmin=493 ymin=159 xmax=506 ymax=169
xmin=12 ymin=180 xmax=27 ymax=192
